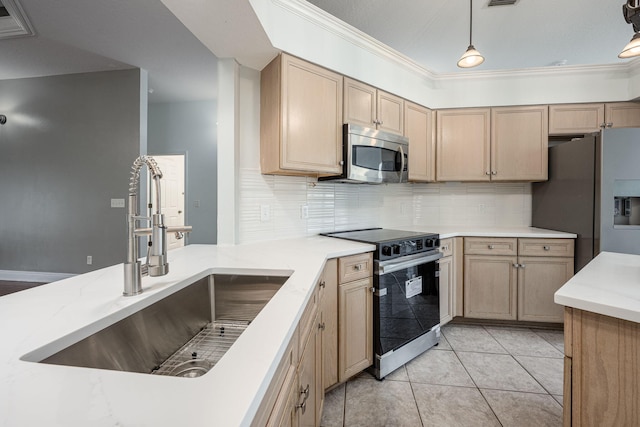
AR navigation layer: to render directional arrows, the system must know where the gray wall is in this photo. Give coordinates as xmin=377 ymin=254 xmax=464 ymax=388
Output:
xmin=0 ymin=69 xmax=143 ymax=274
xmin=148 ymin=101 xmax=218 ymax=244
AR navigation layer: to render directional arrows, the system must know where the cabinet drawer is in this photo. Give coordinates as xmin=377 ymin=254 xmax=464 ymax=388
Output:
xmin=338 ymin=252 xmax=373 ymax=283
xmin=518 ymin=238 xmax=574 ymax=257
xmin=464 ymin=237 xmax=517 ymax=256
xmin=439 ymin=238 xmax=453 ymax=257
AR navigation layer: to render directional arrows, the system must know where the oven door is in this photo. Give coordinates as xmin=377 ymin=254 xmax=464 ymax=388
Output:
xmin=374 ymin=252 xmax=442 ymax=357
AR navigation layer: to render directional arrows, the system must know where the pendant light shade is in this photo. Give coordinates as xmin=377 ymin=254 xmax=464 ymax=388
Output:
xmin=619 ymin=32 xmax=640 ymax=58
xmin=458 ymin=0 xmax=484 ymax=68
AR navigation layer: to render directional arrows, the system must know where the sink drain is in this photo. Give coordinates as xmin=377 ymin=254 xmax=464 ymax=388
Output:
xmin=170 ymin=359 xmax=212 ymax=378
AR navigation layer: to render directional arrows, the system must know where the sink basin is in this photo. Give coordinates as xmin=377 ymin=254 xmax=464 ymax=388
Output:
xmin=23 ymin=272 xmax=290 ymax=377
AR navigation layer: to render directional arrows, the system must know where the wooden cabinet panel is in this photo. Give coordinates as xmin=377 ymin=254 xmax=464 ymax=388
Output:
xmin=377 ymin=90 xmax=404 ymax=135
xmin=338 ymin=277 xmax=373 ymax=381
xmin=491 ymin=105 xmax=548 ymax=181
xmin=343 ymin=78 xmax=404 ymax=135
xmin=405 ymin=101 xmax=435 ymax=182
xmin=338 ymin=252 xmax=373 ymax=283
xmin=438 ymin=255 xmax=453 ymax=325
xmin=464 ymin=255 xmax=518 ymax=320
xmin=605 ymin=102 xmax=640 ymax=128
xmin=518 ymin=238 xmax=575 ymax=257
xmin=297 ymin=312 xmax=320 ymax=427
xmin=321 ymin=259 xmax=338 ymax=390
xmin=567 ymin=309 xmax=640 ymax=427
xmin=549 ymin=103 xmax=605 ymax=134
xmin=464 ymin=237 xmax=518 ymax=256
xmin=261 ymin=53 xmax=343 ymax=175
xmin=343 ymin=77 xmax=376 ymax=128
xmin=436 ymin=108 xmax=491 ymax=181
xmin=517 ymin=256 xmax=574 ymax=322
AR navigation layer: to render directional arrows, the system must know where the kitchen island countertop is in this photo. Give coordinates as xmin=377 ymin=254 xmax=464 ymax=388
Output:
xmin=0 ymin=226 xmax=575 ymax=426
xmin=555 ymin=251 xmax=640 ymax=323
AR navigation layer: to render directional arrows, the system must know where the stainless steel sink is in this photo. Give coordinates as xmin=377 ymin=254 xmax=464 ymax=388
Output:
xmin=26 ymin=272 xmax=290 ymax=377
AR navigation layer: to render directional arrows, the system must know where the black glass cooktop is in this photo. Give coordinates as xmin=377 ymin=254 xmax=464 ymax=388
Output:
xmin=322 ymin=228 xmax=437 ymax=244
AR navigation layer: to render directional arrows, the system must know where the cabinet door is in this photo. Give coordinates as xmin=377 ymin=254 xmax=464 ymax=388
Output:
xmin=464 ymin=255 xmax=517 ymax=320
xmin=338 ymin=277 xmax=373 ymax=382
xmin=436 ymin=108 xmax=491 ymax=181
xmin=605 ymin=102 xmax=640 ymax=128
xmin=517 ymin=256 xmax=573 ymax=322
xmin=377 ymin=90 xmax=404 ymax=135
xmin=343 ymin=77 xmax=376 ymax=128
xmin=437 ymin=256 xmax=453 ymax=326
xmin=321 ymin=259 xmax=339 ymax=390
xmin=405 ymin=101 xmax=435 ymax=182
xmin=491 ymin=105 xmax=548 ymax=181
xmin=280 ymin=54 xmax=343 ymax=174
xmin=549 ymin=103 xmax=604 ymax=134
xmin=297 ymin=313 xmax=320 ymax=427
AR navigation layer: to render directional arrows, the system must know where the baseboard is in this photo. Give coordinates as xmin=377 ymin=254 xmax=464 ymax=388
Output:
xmin=0 ymin=270 xmax=76 ymax=283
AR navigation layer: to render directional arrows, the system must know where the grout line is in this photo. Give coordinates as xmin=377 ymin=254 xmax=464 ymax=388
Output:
xmin=407 ymin=381 xmax=426 ymax=427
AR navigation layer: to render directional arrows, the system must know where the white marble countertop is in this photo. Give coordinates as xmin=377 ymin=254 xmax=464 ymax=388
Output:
xmin=394 ymin=225 xmax=576 ymax=239
xmin=555 ymin=251 xmax=640 ymax=324
xmin=0 ymin=226 xmax=574 ymax=427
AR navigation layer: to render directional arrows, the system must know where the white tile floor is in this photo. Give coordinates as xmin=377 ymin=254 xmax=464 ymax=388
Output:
xmin=321 ymin=323 xmax=564 ymax=427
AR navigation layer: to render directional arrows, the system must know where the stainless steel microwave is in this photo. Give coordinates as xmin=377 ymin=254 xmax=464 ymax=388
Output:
xmin=319 ymin=124 xmax=409 ymax=184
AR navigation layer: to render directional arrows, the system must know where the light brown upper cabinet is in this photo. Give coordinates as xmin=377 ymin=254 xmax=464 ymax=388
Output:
xmin=548 ymin=103 xmax=605 ymax=134
xmin=260 ymin=53 xmax=343 ymax=176
xmin=604 ymin=102 xmax=640 ymax=128
xmin=404 ymin=101 xmax=436 ymax=182
xmin=549 ymin=102 xmax=640 ymax=134
xmin=343 ymin=77 xmax=404 ymax=135
xmin=436 ymin=106 xmax=548 ymax=182
xmin=491 ymin=105 xmax=548 ymax=181
xmin=436 ymin=108 xmax=491 ymax=181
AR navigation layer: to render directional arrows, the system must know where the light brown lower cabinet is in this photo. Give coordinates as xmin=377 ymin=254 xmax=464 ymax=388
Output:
xmin=463 ymin=237 xmax=574 ymax=322
xmin=256 ymin=253 xmax=372 ymax=426
xmin=563 ymin=307 xmax=640 ymax=427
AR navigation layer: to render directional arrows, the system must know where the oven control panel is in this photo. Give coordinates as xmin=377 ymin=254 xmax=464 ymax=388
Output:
xmin=379 ymin=236 xmax=439 ymax=261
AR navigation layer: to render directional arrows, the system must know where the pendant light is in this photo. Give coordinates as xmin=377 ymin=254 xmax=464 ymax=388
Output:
xmin=457 ymin=0 xmax=485 ymax=68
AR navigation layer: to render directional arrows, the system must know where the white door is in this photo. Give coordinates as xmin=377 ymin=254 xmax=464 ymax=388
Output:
xmin=150 ymin=155 xmax=186 ymax=250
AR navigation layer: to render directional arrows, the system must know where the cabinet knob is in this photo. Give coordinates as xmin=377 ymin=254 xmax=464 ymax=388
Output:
xmin=318 ymin=322 xmax=326 ymax=331
xmin=339 ymin=160 xmax=344 ymax=166
xmin=488 ymin=245 xmax=494 ymax=249
xmin=520 ymin=264 xmax=526 ymax=268
xmin=370 ymin=287 xmax=376 ymax=293
xmin=543 ymin=246 xmax=550 ymax=251
xmin=606 ymin=122 xmax=613 ymax=128
xmin=485 ymin=171 xmax=491 ymax=175
xmin=319 ymin=280 xmax=326 ymax=288
xmin=491 ymin=171 xmax=497 ymax=175
xmin=513 ymin=263 xmax=520 ymax=268
xmin=354 ymin=264 xmax=362 ymax=271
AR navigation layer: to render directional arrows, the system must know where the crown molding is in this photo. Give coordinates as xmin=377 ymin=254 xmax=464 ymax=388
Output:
xmin=272 ymin=0 xmax=640 ymax=83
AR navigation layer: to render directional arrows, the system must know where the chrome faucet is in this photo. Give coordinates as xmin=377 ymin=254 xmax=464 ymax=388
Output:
xmin=123 ymin=155 xmax=192 ymax=296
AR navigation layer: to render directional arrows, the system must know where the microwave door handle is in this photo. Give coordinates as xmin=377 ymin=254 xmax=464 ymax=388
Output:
xmin=398 ymin=145 xmax=405 ymax=183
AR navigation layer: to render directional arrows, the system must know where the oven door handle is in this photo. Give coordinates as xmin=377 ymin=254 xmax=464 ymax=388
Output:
xmin=376 ymin=252 xmax=443 ymax=275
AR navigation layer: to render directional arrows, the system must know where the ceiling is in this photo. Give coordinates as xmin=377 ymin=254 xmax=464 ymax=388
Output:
xmin=306 ymin=0 xmax=636 ymax=73
xmin=0 ymin=0 xmax=636 ymax=105
xmin=0 ymin=0 xmax=219 ymax=103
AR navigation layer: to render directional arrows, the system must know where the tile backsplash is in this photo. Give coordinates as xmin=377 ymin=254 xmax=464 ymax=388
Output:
xmin=238 ymin=168 xmax=531 ymax=243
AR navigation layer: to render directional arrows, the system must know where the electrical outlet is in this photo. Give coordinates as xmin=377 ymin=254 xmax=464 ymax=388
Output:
xmin=110 ymin=198 xmax=125 ymax=208
xmin=260 ymin=204 xmax=271 ymax=222
xmin=86 ymin=255 xmax=93 ymax=265
xmin=300 ymin=204 xmax=309 ymax=219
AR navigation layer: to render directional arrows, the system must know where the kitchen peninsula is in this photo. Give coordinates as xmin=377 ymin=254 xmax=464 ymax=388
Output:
xmin=1 ymin=226 xmax=574 ymax=427
xmin=555 ymin=252 xmax=640 ymax=427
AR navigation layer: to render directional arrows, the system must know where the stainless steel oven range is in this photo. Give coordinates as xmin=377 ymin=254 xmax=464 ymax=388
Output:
xmin=322 ymin=228 xmax=442 ymax=379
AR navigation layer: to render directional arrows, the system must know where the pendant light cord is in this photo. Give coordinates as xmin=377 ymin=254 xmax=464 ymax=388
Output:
xmin=469 ymin=0 xmax=473 ymax=46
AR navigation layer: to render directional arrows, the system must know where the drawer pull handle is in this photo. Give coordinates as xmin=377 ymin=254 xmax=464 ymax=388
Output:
xmin=513 ymin=263 xmax=519 ymax=268
xmin=354 ymin=264 xmax=362 ymax=271
xmin=543 ymin=246 xmax=550 ymax=251
xmin=520 ymin=264 xmax=526 ymax=268
xmin=319 ymin=280 xmax=326 ymax=288
xmin=488 ymin=245 xmax=494 ymax=249
xmin=318 ymin=322 xmax=326 ymax=331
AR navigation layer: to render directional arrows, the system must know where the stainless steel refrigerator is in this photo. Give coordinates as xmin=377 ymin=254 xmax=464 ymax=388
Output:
xmin=532 ymin=128 xmax=640 ymax=272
